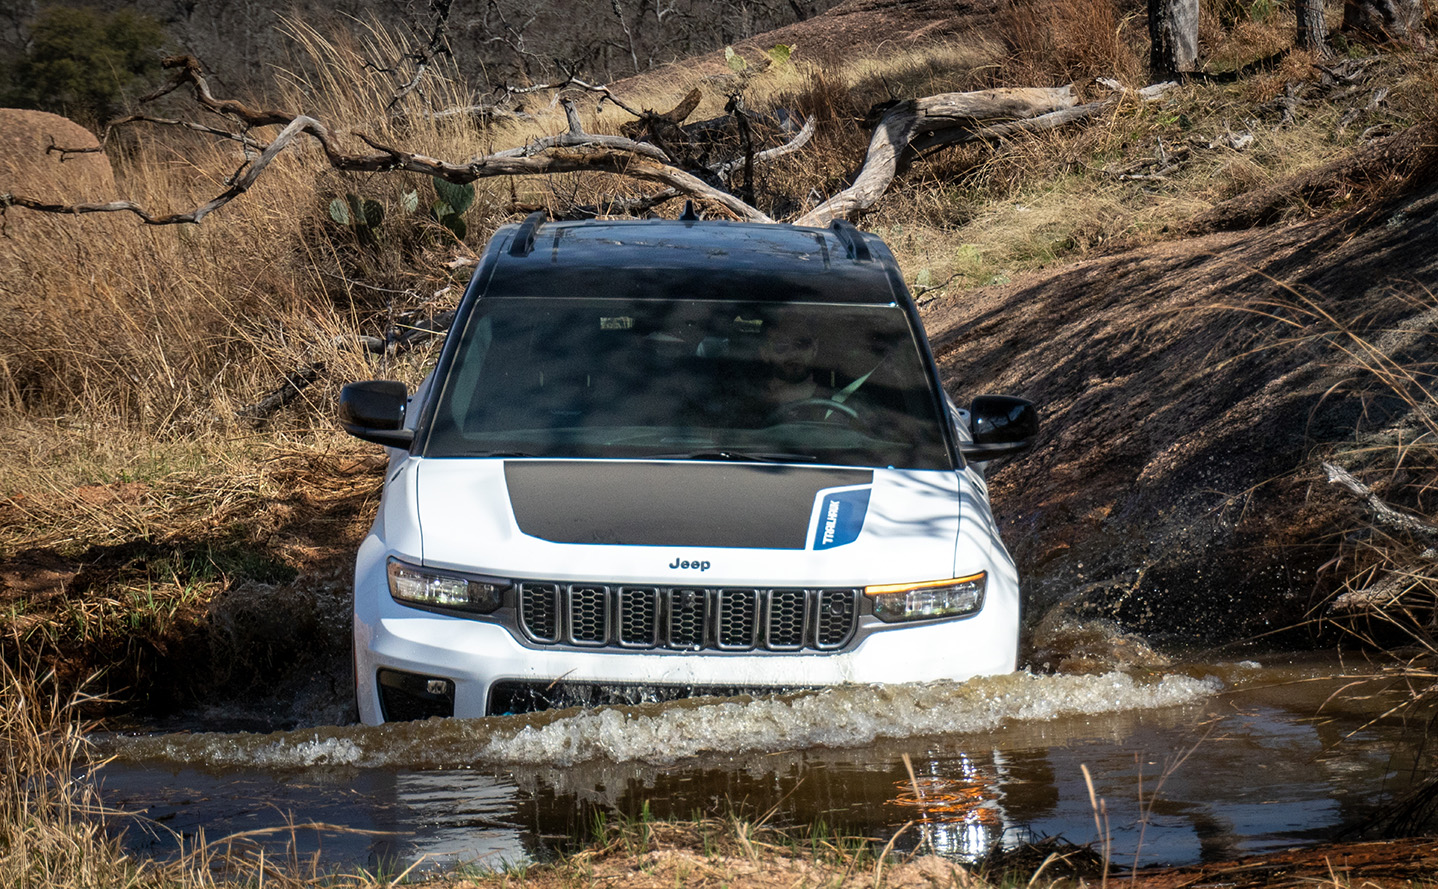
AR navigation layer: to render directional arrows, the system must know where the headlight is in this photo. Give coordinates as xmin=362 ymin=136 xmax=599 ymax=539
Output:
xmin=865 ymin=572 xmax=986 ymax=622
xmin=386 ymin=558 xmax=506 ymax=614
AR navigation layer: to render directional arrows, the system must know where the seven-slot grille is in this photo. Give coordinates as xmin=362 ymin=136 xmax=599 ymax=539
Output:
xmin=517 ymin=583 xmax=857 ymax=652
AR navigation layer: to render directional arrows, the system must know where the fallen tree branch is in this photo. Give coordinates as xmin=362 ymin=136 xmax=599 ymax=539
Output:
xmin=346 ymin=134 xmax=773 ymax=221
xmin=43 ymin=136 xmax=105 ymax=161
xmin=910 ymin=100 xmax=1109 ymax=155
xmin=794 ymin=86 xmax=1081 ymax=226
xmin=3 ymin=54 xmax=1125 ymax=230
xmin=710 ymin=113 xmax=814 ymax=183
xmin=107 ymin=113 xmax=267 ymax=150
xmin=5 ymin=54 xmax=771 ymax=224
xmin=490 ymin=98 xmax=672 ymax=161
xmin=1324 ymin=460 xmax=1438 ymax=541
xmin=236 ymin=361 xmax=324 ymax=424
xmin=1190 ymin=118 xmax=1438 ymax=233
xmin=2 ymin=114 xmax=324 ymax=224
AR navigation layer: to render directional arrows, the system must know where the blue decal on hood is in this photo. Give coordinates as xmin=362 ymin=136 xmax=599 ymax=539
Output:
xmin=812 ymin=488 xmax=871 ymax=550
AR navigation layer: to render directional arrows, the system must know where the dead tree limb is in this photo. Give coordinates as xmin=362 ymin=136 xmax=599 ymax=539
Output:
xmin=2 ymin=122 xmax=772 ymax=225
xmin=3 ymin=55 xmax=1119 ymax=230
xmin=43 ymin=136 xmax=104 ymax=160
xmin=711 ymin=115 xmax=814 ymax=182
xmin=236 ymin=361 xmax=324 ymax=424
xmin=1324 ymin=461 xmax=1438 ymax=540
xmin=1190 ymin=117 xmax=1438 ymax=233
xmin=490 ymin=98 xmax=672 ymax=161
xmin=382 ymin=0 xmax=454 ymax=111
xmin=910 ymin=101 xmax=1109 ymax=154
xmin=795 ymin=86 xmax=1080 ymax=227
xmin=2 ymin=114 xmax=324 ymax=224
xmin=108 ymin=113 xmax=267 ymax=150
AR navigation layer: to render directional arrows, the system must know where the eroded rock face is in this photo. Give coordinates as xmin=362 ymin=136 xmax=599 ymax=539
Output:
xmin=925 ymin=180 xmax=1438 ymax=645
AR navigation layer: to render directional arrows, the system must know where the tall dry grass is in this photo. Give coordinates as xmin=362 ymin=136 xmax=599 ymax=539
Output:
xmin=1284 ymin=287 xmax=1438 ymax=657
xmin=992 ymin=0 xmax=1145 ymax=85
xmin=0 ymin=16 xmax=531 ymax=448
xmin=0 ymin=662 xmax=141 ymax=888
xmin=0 ymin=660 xmax=407 ymax=887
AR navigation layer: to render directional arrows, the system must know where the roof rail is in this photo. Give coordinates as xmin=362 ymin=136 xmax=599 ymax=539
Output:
xmin=509 ymin=210 xmax=548 ymax=257
xmin=828 ymin=219 xmax=872 ymax=262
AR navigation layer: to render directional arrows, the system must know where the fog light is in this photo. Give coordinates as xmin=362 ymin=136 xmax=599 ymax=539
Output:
xmin=386 ymin=558 xmax=506 ymax=614
xmin=865 ymin=572 xmax=986 ymax=623
xmin=376 ymin=669 xmax=455 ymax=722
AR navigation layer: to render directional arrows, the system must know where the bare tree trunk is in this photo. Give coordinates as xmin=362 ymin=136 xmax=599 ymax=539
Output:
xmin=1342 ymin=0 xmax=1424 ymax=42
xmin=610 ymin=0 xmax=641 ymax=74
xmin=1296 ymin=0 xmax=1331 ymax=55
xmin=1148 ymin=0 xmax=1199 ymax=81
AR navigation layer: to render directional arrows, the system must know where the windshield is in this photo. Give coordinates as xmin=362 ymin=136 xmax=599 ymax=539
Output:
xmin=422 ymin=298 xmax=952 ymax=469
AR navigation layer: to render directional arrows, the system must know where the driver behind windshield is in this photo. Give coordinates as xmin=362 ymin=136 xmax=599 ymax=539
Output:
xmin=717 ymin=311 xmax=843 ymax=429
xmin=756 ymin=314 xmax=825 ymax=406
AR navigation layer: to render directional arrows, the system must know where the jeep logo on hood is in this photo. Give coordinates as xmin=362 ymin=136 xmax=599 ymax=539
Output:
xmin=669 ymin=558 xmax=711 ymax=571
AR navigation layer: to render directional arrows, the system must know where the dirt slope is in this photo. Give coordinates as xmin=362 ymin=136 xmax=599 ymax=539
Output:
xmin=924 ymin=176 xmax=1438 ymax=644
xmin=622 ymin=0 xmax=995 ymax=87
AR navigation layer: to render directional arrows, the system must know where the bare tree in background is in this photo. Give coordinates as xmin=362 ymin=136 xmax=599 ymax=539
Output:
xmin=1148 ymin=0 xmax=1198 ymax=81
xmin=1296 ymin=0 xmax=1330 ymax=55
xmin=1342 ymin=0 xmax=1425 ymax=43
xmin=609 ymin=0 xmax=641 ymax=74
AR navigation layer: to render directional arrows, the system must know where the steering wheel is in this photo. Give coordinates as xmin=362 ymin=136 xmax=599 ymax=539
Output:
xmin=770 ymin=397 xmax=863 ymax=427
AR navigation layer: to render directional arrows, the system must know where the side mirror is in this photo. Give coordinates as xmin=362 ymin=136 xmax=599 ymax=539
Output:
xmin=339 ymin=380 xmax=414 ymax=448
xmin=960 ymin=395 xmax=1038 ymax=460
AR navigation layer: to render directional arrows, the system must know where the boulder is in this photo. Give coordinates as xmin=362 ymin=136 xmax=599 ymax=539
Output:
xmin=0 ymin=109 xmax=115 ymax=237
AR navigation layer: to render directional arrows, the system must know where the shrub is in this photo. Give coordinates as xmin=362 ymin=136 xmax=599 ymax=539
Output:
xmin=6 ymin=7 xmax=169 ymax=125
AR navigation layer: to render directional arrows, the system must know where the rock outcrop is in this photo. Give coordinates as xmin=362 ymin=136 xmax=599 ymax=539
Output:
xmin=0 ymin=108 xmax=115 ymax=238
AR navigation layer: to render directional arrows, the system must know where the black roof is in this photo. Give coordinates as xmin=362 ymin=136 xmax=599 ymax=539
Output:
xmin=470 ymin=216 xmax=907 ymax=306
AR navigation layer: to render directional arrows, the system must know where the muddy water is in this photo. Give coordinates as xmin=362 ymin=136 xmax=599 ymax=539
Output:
xmin=94 ymin=656 xmax=1429 ymax=875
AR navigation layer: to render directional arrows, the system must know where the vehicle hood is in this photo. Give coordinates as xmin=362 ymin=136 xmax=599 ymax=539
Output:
xmin=412 ymin=459 xmax=977 ymax=586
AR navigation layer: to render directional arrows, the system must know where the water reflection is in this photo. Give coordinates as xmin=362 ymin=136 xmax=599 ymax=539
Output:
xmin=892 ymin=752 xmax=1021 ymax=860
xmin=98 ymin=662 xmax=1431 ymax=875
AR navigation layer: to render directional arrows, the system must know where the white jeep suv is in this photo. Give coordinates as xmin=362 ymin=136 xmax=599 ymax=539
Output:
xmin=340 ymin=213 xmax=1037 ymax=723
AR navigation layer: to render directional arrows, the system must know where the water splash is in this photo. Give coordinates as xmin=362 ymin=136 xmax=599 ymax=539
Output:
xmin=102 ymin=671 xmax=1216 ymax=770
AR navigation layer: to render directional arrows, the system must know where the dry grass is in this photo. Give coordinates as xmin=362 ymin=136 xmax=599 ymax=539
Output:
xmin=1270 ymin=286 xmax=1438 ymax=658
xmin=993 ymin=0 xmax=1145 ymax=86
xmin=0 ymin=661 xmax=398 ymax=887
xmin=3 ymin=10 xmax=1420 ymax=433
xmin=0 ymin=661 xmax=137 ymax=889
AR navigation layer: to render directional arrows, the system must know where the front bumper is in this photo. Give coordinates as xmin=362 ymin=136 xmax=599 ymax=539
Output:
xmin=355 ymin=561 xmax=1019 ymax=723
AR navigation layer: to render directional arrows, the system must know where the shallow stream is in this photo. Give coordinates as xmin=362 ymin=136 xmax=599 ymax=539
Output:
xmin=94 ymin=655 xmax=1432 ymax=875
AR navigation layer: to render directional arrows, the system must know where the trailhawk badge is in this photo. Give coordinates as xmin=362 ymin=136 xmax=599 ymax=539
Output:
xmin=810 ymin=486 xmax=872 ymax=550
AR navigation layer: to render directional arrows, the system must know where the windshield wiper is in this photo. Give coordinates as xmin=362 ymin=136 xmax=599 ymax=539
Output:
xmin=459 ymin=450 xmax=540 ymax=458
xmin=651 ymin=450 xmax=819 ymax=463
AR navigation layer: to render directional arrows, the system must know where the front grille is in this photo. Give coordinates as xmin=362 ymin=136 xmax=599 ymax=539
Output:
xmin=516 ymin=583 xmax=858 ymax=652
xmin=489 ymin=679 xmax=811 ymax=715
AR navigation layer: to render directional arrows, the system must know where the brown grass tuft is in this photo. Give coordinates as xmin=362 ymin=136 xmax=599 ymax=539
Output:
xmin=0 ymin=662 xmax=137 ymax=889
xmin=992 ymin=0 xmax=1145 ymax=86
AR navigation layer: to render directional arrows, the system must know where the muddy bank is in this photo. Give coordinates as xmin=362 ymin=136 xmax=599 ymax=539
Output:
xmin=926 ymin=177 xmax=1438 ymax=644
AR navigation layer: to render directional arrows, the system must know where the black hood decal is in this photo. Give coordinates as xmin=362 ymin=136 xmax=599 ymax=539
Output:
xmin=505 ymin=462 xmax=873 ymax=548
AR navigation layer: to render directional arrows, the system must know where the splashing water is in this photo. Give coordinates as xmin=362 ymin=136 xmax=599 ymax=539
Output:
xmin=102 ymin=670 xmax=1215 ymax=770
